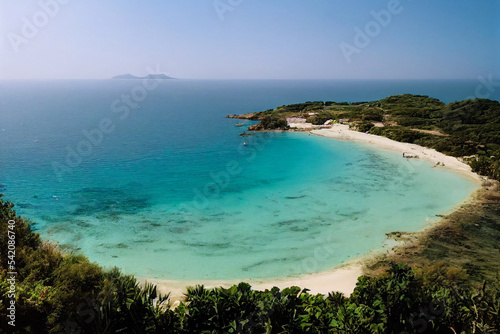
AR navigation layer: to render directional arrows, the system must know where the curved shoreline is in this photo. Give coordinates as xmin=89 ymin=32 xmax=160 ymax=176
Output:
xmin=311 ymin=125 xmax=481 ymax=184
xmin=144 ymin=126 xmax=483 ymax=301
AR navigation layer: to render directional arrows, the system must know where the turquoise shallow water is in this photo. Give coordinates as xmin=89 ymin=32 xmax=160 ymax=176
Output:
xmin=0 ymin=80 xmax=484 ymax=280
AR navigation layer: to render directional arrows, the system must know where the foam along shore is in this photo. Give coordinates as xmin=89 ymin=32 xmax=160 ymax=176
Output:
xmin=312 ymin=125 xmax=481 ymax=183
xmin=146 ymin=263 xmax=363 ymax=303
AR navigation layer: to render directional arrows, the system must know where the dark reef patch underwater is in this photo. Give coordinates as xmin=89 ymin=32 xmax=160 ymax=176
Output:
xmin=69 ymin=186 xmax=151 ymax=216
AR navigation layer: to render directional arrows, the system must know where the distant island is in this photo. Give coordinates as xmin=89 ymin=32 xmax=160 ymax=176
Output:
xmin=112 ymin=73 xmax=175 ymax=80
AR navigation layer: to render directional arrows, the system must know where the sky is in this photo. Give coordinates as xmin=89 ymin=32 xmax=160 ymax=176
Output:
xmin=0 ymin=0 xmax=498 ymax=80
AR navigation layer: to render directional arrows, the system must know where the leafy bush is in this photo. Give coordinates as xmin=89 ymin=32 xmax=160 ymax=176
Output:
xmin=260 ymin=115 xmax=288 ymax=130
xmin=358 ymin=122 xmax=375 ymax=132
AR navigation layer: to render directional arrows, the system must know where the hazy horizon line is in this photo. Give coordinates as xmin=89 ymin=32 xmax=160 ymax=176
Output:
xmin=0 ymin=77 xmax=487 ymax=81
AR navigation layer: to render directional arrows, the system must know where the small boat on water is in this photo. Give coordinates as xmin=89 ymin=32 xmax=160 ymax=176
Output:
xmin=235 ymin=123 xmax=245 ymax=127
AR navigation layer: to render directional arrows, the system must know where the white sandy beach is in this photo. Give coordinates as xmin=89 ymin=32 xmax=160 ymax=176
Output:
xmin=312 ymin=125 xmax=481 ymax=183
xmin=148 ymin=263 xmax=363 ymax=303
xmin=144 ymin=125 xmax=482 ymax=302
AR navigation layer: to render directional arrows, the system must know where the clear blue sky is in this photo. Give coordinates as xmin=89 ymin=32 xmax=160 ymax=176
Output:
xmin=0 ymin=0 xmax=498 ymax=79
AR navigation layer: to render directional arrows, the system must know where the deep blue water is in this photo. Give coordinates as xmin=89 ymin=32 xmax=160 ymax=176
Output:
xmin=0 ymin=79 xmax=489 ymax=279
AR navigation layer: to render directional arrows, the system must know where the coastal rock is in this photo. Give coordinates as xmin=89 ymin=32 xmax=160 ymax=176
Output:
xmin=226 ymin=112 xmax=260 ymax=120
xmin=248 ymin=123 xmax=263 ymax=131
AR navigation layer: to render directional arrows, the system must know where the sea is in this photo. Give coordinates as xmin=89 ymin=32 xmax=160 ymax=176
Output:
xmin=1 ymin=79 xmax=495 ymax=280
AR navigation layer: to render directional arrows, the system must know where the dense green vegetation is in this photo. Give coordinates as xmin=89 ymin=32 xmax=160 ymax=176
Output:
xmin=241 ymin=95 xmax=500 ymax=180
xmin=0 ymin=195 xmax=176 ymax=333
xmin=1 ymin=195 xmax=500 ymax=333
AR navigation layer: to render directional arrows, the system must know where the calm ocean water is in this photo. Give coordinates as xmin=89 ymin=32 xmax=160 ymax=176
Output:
xmin=0 ymin=79 xmax=491 ymax=280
